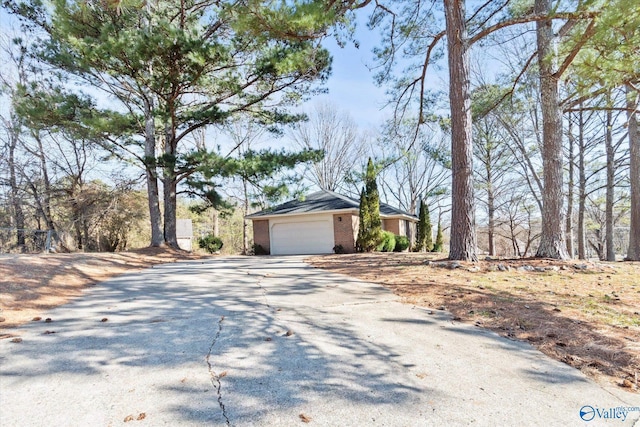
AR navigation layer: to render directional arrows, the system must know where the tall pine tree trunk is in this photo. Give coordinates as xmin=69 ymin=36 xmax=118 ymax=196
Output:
xmin=8 ymin=119 xmax=25 ymax=249
xmin=163 ymin=121 xmax=179 ymax=249
xmin=487 ymin=167 xmax=495 ymax=256
xmin=243 ymin=178 xmax=249 ymax=255
xmin=444 ymin=0 xmax=477 ymax=261
xmin=605 ymin=105 xmax=616 ymax=261
xmin=213 ymin=209 xmax=220 ymax=236
xmin=163 ymin=174 xmax=178 ymax=248
xmin=626 ymin=86 xmax=640 ymax=260
xmin=566 ymin=114 xmax=575 ymax=258
xmin=577 ymin=107 xmax=587 ymax=259
xmin=144 ymin=99 xmax=164 ymax=247
xmin=488 ymin=199 xmax=495 ymax=256
xmin=35 ymin=132 xmax=55 ymax=231
xmin=534 ymin=0 xmax=569 ymax=259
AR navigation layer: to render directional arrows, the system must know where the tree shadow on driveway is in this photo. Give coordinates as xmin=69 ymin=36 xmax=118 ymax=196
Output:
xmin=1 ymin=257 xmax=437 ymax=426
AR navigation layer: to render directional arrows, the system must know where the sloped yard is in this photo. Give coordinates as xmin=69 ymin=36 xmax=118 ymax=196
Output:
xmin=309 ymin=253 xmax=640 ymax=392
xmin=0 ymin=248 xmax=209 ymax=332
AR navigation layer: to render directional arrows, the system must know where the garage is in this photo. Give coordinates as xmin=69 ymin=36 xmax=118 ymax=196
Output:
xmin=270 ymin=217 xmax=334 ymax=255
xmin=247 ymin=190 xmax=417 ymax=255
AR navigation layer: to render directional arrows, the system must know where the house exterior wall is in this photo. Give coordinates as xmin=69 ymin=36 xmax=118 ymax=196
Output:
xmin=252 ymin=219 xmax=270 ymax=254
xmin=333 ymin=213 xmax=358 ymax=253
xmin=405 ymin=220 xmax=417 ymax=245
xmin=383 ymin=218 xmax=401 ymax=235
xmin=383 ymin=218 xmax=418 ymax=247
xmin=251 ymin=212 xmax=416 ymax=255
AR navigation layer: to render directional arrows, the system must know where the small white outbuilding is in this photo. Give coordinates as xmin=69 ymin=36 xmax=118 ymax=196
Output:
xmin=176 ymin=219 xmax=193 ymax=251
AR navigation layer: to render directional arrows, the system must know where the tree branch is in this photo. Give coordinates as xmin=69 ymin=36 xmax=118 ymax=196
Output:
xmin=553 ymin=18 xmax=597 ymax=79
xmin=469 ymin=11 xmax=596 ymax=45
xmin=418 ymin=30 xmax=446 ymax=124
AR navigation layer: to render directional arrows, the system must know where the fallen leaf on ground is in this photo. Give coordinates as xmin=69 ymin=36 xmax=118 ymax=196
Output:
xmin=10 ymin=337 xmax=22 ymax=343
xmin=299 ymin=413 xmax=312 ymax=423
xmin=136 ymin=413 xmax=146 ymax=420
xmin=124 ymin=415 xmax=134 ymax=422
xmin=620 ymin=379 xmax=634 ymax=388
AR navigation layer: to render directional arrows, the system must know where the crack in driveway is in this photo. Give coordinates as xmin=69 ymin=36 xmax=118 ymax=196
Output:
xmin=206 ymin=316 xmax=230 ymax=426
xmin=245 ymin=271 xmax=272 ymax=309
xmin=319 ymin=298 xmax=398 ymax=308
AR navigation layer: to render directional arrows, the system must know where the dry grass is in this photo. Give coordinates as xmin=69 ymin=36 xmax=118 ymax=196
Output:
xmin=308 ymin=252 xmax=640 ymax=392
xmin=0 ymin=247 xmax=210 ymax=332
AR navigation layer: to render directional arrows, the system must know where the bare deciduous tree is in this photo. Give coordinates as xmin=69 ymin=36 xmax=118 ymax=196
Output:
xmin=291 ymin=101 xmax=366 ymax=193
xmin=377 ymin=119 xmax=450 ymax=215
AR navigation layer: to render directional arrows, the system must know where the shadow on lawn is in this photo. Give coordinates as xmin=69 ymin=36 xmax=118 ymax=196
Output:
xmin=310 ymin=253 xmax=639 ymax=389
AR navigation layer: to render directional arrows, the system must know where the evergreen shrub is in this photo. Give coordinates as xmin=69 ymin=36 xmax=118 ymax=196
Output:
xmin=377 ymin=231 xmax=396 ymax=252
xmin=394 ymin=235 xmax=410 ymax=252
xmin=198 ymin=234 xmax=223 ymax=253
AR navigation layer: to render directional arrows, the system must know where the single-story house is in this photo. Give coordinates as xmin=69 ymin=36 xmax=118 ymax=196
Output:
xmin=246 ymin=190 xmax=418 ymax=255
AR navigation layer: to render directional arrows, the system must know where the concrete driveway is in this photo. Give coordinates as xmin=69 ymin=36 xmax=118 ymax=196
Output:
xmin=1 ymin=256 xmax=639 ymax=426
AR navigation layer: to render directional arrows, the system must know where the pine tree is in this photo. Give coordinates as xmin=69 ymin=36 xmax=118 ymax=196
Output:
xmin=415 ymin=199 xmax=429 ymax=252
xmin=424 ymin=203 xmax=433 ymax=251
xmin=356 ymin=187 xmax=367 ymax=252
xmin=356 ymin=158 xmax=382 ymax=252
xmin=365 ymin=158 xmax=382 ymax=242
xmin=433 ymin=220 xmax=444 ymax=252
xmin=6 ymin=0 xmax=336 ymax=248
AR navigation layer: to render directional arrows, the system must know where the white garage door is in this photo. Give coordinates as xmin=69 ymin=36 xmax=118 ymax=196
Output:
xmin=271 ymin=219 xmax=334 ymax=255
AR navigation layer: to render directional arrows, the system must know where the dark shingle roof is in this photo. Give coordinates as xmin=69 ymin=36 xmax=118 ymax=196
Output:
xmin=246 ymin=190 xmax=416 ymax=219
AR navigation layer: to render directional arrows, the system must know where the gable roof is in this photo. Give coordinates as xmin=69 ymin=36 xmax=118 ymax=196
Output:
xmin=246 ymin=190 xmax=417 ymax=220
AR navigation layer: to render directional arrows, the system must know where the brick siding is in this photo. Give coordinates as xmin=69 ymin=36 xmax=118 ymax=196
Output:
xmin=333 ymin=214 xmax=358 ymax=253
xmin=252 ymin=219 xmax=270 ymax=254
xmin=383 ymin=218 xmax=401 ymax=235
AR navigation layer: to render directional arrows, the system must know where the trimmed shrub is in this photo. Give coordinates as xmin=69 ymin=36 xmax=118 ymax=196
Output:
xmin=433 ymin=221 xmax=444 ymax=252
xmin=198 ymin=234 xmax=223 ymax=253
xmin=394 ymin=235 xmax=410 ymax=252
xmin=333 ymin=244 xmax=346 ymax=254
xmin=252 ymin=244 xmax=268 ymax=255
xmin=416 ymin=199 xmax=433 ymax=252
xmin=356 ymin=158 xmax=383 ymax=252
xmin=377 ymin=231 xmax=396 ymax=252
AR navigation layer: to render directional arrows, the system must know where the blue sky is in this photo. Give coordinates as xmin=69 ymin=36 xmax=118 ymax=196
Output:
xmin=316 ymin=12 xmax=451 ymax=133
xmin=315 ymin=27 xmax=390 ymax=130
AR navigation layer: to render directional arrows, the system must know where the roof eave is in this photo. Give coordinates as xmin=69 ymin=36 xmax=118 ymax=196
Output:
xmin=247 ymin=209 xmax=417 ymax=221
xmin=246 ymin=208 xmax=359 ymax=220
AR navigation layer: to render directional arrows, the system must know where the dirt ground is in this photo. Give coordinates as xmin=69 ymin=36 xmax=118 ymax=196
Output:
xmin=0 ymin=248 xmax=209 ymax=332
xmin=1 ymin=250 xmax=638 ymax=393
xmin=309 ymin=253 xmax=640 ymax=393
